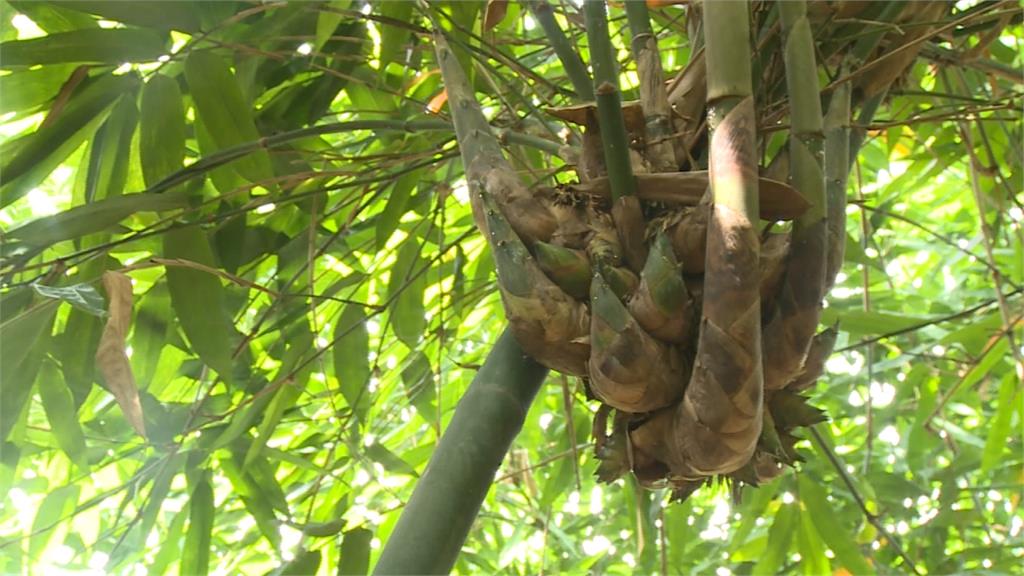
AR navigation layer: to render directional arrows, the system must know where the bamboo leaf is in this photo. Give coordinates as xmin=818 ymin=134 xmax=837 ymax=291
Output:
xmin=271 ymin=548 xmax=321 ymax=576
xmin=981 ymin=371 xmax=1018 ymax=474
xmin=163 ymin=227 xmax=236 ymax=380
xmin=338 ymin=527 xmax=373 ymax=576
xmin=184 ymin=51 xmax=274 ymax=186
xmin=0 ymin=64 xmax=77 ymax=114
xmin=0 ymin=301 xmax=57 ymax=441
xmin=0 ymin=28 xmax=166 ymax=67
xmin=796 ymin=506 xmax=831 ymax=575
xmin=400 ymin=350 xmax=437 ymax=422
xmin=6 ymin=191 xmax=189 ymax=248
xmin=219 ymin=452 xmax=283 ymax=549
xmin=139 ymin=74 xmax=186 ymax=188
xmin=799 ymin=474 xmax=874 ymax=575
xmin=151 ymin=505 xmax=187 ymax=575
xmin=181 ymin=474 xmax=214 ymax=576
xmin=47 ymin=1 xmax=202 ymax=32
xmin=85 ymin=94 xmax=137 ymax=202
xmin=388 ymin=240 xmax=427 ymax=346
xmin=366 ymin=442 xmax=418 ymax=477
xmin=31 ymin=281 xmax=105 ymax=316
xmin=752 ymin=503 xmax=797 ymax=575
xmin=333 ymin=304 xmax=371 ymax=423
xmin=37 ymin=360 xmax=89 ymax=470
xmin=95 ymin=271 xmax=146 ymax=437
xmin=378 ymin=2 xmax=413 ymax=72
xmin=0 ymin=73 xmax=137 ymax=207
xmin=375 ymin=170 xmax=419 ymax=249
xmin=29 ymin=484 xmax=80 ymax=559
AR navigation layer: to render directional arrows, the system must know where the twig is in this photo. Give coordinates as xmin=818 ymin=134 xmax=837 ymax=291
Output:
xmin=809 ymin=427 xmax=922 ymax=575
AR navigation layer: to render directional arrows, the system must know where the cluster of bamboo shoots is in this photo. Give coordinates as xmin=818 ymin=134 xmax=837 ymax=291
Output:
xmin=435 ymin=0 xmax=945 ymax=500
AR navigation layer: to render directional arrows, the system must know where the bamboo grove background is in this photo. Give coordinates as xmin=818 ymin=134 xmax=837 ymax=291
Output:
xmin=0 ymin=1 xmax=1021 ymax=574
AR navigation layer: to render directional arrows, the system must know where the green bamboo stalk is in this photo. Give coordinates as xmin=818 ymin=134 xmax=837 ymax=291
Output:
xmin=762 ymin=0 xmax=829 ymax=391
xmin=631 ymin=0 xmax=763 ymax=479
xmin=583 ymin=0 xmax=636 ymax=201
xmin=583 ymin=0 xmax=646 ymax=271
xmin=372 ymin=329 xmax=548 ymax=575
xmin=625 ymin=0 xmax=677 ymax=172
xmin=526 ymin=0 xmax=595 ymax=101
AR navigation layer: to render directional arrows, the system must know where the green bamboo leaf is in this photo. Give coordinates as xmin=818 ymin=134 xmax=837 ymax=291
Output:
xmin=387 ymin=240 xmax=427 ymax=346
xmin=130 ymin=283 xmax=172 ymax=388
xmin=271 ymin=548 xmax=321 ymax=576
xmin=818 ymin=308 xmax=928 ymax=337
xmin=0 ymin=28 xmax=167 ymax=67
xmin=333 ymin=304 xmax=371 ymax=423
xmin=1 ymin=73 xmax=137 ymax=207
xmin=85 ymin=94 xmax=137 ymax=202
xmin=6 ymin=190 xmax=188 ymax=249
xmin=338 ymin=527 xmax=373 ymax=576
xmin=7 ymin=1 xmax=97 ymax=32
xmin=163 ymin=227 xmax=235 ymax=380
xmin=181 ymin=474 xmax=214 ymax=576
xmin=138 ymin=452 xmax=184 ymax=542
xmin=47 ymin=1 xmax=202 ymax=32
xmin=36 ymin=361 xmax=89 ymax=471
xmin=375 ymin=170 xmax=419 ymax=249
xmin=315 ymin=0 xmax=346 ymax=51
xmin=366 ymin=443 xmax=418 ymax=477
xmin=184 ymin=51 xmax=274 ymax=186
xmin=31 ymin=281 xmax=105 ymax=316
xmin=753 ymin=503 xmax=797 ymax=575
xmin=151 ymin=505 xmax=187 ymax=576
xmin=959 ymin=338 xmax=1010 ymax=394
xmin=0 ymin=301 xmax=57 ymax=441
xmin=57 ymin=302 xmax=103 ymax=407
xmin=796 ymin=506 xmax=831 ymax=576
xmin=219 ymin=452 xmax=283 ymax=549
xmin=244 ymin=322 xmax=314 ymax=469
xmin=981 ymin=371 xmax=1018 ymax=474
xmin=0 ymin=64 xmax=76 ymax=114
xmin=139 ymin=74 xmax=186 ymax=188
xmin=29 ymin=484 xmax=80 ymax=559
xmin=378 ymin=2 xmax=413 ymax=72
xmin=400 ymin=350 xmax=437 ymax=422
xmin=798 ymin=474 xmax=874 ymax=575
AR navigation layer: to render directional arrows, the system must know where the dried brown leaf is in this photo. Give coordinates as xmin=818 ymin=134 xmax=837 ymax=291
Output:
xmin=95 ymin=271 xmax=146 ymax=438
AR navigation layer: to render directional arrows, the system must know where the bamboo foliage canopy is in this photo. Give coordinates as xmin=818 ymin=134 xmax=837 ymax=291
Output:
xmin=0 ymin=1 xmax=1021 ymax=575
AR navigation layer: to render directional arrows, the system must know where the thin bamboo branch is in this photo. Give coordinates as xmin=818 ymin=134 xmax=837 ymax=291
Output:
xmin=583 ymin=0 xmax=646 ymax=272
xmin=526 ymin=0 xmax=595 ymax=101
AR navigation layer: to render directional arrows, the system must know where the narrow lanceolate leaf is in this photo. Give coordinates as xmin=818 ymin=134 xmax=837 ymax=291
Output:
xmin=140 ymin=74 xmax=186 ymax=188
xmin=339 ymin=527 xmax=373 ymax=576
xmin=376 ymin=170 xmax=419 ymax=249
xmin=181 ymin=474 xmax=214 ymax=576
xmin=184 ymin=51 xmax=273 ymax=186
xmin=1 ymin=73 xmax=137 ymax=208
xmin=6 ymin=190 xmax=189 ymax=249
xmin=333 ymin=304 xmax=372 ymax=423
xmin=31 ymin=281 xmax=105 ymax=316
xmin=388 ymin=240 xmax=427 ymax=347
xmin=1 ymin=301 xmax=58 ymax=441
xmin=0 ymin=28 xmax=166 ymax=67
xmin=981 ymin=372 xmax=1018 ymax=474
xmin=798 ymin=474 xmax=874 ymax=575
xmin=752 ymin=503 xmax=797 ymax=576
xmin=47 ymin=1 xmax=202 ymax=33
xmin=37 ymin=361 xmax=89 ymax=470
xmin=29 ymin=484 xmax=80 ymax=559
xmin=95 ymin=271 xmax=146 ymax=438
xmin=84 ymin=95 xmax=137 ymax=203
xmin=271 ymin=549 xmax=321 ymax=576
xmin=163 ymin=227 xmax=235 ymax=380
